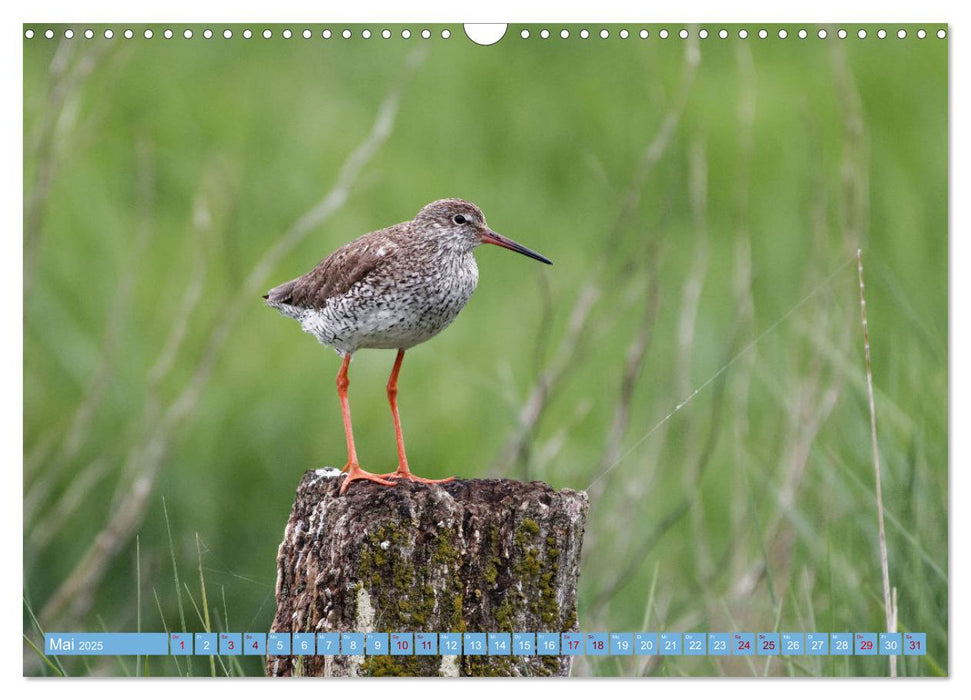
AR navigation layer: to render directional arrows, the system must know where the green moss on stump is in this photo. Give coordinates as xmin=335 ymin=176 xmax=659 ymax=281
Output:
xmin=268 ymin=476 xmax=587 ymax=677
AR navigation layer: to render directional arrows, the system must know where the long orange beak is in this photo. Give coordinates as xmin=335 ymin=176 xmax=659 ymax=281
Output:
xmin=481 ymin=229 xmax=553 ymax=265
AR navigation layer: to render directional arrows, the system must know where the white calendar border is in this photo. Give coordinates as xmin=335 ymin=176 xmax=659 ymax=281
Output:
xmin=5 ymin=0 xmax=964 ymax=697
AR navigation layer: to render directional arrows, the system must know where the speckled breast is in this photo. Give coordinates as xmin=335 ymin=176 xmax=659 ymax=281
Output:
xmin=301 ymin=253 xmax=479 ymax=354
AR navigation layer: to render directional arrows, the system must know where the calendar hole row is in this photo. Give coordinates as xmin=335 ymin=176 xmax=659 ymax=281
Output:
xmin=24 ymin=26 xmax=948 ymax=42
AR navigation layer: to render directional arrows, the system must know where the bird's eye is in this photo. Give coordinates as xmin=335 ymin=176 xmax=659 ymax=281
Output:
xmin=453 ymin=214 xmax=467 ymax=225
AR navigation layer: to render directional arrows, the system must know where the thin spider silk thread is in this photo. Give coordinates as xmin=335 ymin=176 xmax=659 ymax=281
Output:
xmin=587 ymin=254 xmax=857 ymax=491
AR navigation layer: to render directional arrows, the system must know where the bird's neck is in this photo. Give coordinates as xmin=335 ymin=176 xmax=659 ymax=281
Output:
xmin=429 ymin=231 xmax=475 ymax=259
xmin=435 ymin=244 xmax=478 ymax=290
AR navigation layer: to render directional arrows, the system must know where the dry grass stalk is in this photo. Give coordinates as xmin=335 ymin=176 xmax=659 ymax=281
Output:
xmin=727 ymin=39 xmax=758 ymax=612
xmin=595 ymin=269 xmax=660 ymax=488
xmin=490 ymin=283 xmax=600 ymax=479
xmin=37 ymin=52 xmax=424 ymax=629
xmin=681 ymin=139 xmax=714 ymax=580
xmin=610 ymin=32 xmax=700 ymax=246
xmin=856 ymin=248 xmax=896 ymax=677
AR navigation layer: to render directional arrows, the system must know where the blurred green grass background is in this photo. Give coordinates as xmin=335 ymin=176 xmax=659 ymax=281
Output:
xmin=23 ymin=24 xmax=947 ymax=676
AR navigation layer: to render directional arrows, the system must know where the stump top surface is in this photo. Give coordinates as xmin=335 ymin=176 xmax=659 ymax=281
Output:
xmin=296 ymin=469 xmax=588 ymax=512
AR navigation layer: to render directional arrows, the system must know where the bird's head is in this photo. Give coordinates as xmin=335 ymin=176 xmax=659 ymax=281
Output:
xmin=413 ymin=198 xmax=553 ymax=265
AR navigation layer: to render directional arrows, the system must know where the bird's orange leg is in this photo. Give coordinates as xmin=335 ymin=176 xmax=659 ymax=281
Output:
xmin=336 ymin=353 xmax=396 ymax=494
xmin=380 ymin=349 xmax=454 ymax=485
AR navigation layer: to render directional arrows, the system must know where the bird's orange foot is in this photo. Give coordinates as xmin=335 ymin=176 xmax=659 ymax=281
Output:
xmin=380 ymin=466 xmax=455 ymax=485
xmin=340 ymin=463 xmax=398 ymax=494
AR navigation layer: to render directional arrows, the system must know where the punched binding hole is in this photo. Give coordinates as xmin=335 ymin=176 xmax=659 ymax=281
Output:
xmin=464 ymin=24 xmax=507 ymax=46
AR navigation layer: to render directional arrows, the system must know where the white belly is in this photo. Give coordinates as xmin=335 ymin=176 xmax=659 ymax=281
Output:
xmin=284 ymin=255 xmax=479 ymax=355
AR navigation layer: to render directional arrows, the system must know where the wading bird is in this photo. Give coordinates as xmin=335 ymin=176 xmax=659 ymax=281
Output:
xmin=265 ymin=199 xmax=552 ymax=493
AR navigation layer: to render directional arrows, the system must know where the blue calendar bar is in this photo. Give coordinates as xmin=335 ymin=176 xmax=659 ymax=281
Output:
xmin=585 ymin=632 xmax=609 ymax=656
xmin=219 ymin=633 xmax=241 ymax=656
xmin=708 ymin=633 xmax=730 ymax=655
xmin=244 ymin=633 xmax=266 ymax=655
xmin=831 ymin=633 xmax=853 ymax=655
xmin=267 ymin=632 xmax=290 ymax=655
xmin=366 ymin=633 xmax=388 ymax=656
xmin=415 ymin=633 xmax=438 ymax=655
xmin=855 ymin=633 xmax=878 ymax=656
xmin=683 ymin=633 xmax=706 ymax=656
xmin=733 ymin=633 xmax=755 ymax=655
xmin=807 ymin=632 xmax=828 ymax=655
xmin=781 ymin=633 xmax=804 ymax=655
xmin=537 ymin=632 xmax=560 ymax=655
xmin=488 ymin=633 xmax=511 ymax=655
xmin=904 ymin=633 xmax=926 ymax=655
xmin=341 ymin=633 xmax=364 ymax=655
xmin=659 ymin=632 xmax=681 ymax=655
xmin=880 ymin=633 xmax=902 ymax=655
xmin=170 ymin=633 xmax=192 ymax=655
xmin=635 ymin=632 xmax=658 ymax=655
xmin=391 ymin=633 xmax=414 ymax=656
xmin=561 ymin=632 xmax=583 ymax=655
xmin=44 ymin=633 xmax=168 ymax=656
xmin=292 ymin=633 xmax=315 ymax=655
xmin=758 ymin=633 xmax=780 ymax=656
xmin=41 ymin=630 xmax=928 ymax=657
xmin=439 ymin=633 xmax=462 ymax=655
xmin=317 ymin=632 xmax=339 ymax=655
xmin=194 ymin=633 xmax=216 ymax=655
xmin=513 ymin=632 xmax=536 ymax=655
xmin=609 ymin=632 xmax=633 ymax=655
xmin=463 ymin=632 xmax=487 ymax=655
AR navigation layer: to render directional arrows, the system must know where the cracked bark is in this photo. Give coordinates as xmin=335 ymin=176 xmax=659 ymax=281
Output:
xmin=267 ymin=469 xmax=588 ymax=677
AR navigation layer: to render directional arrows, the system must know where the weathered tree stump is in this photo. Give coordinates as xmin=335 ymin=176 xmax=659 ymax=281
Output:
xmin=267 ymin=469 xmax=589 ymax=677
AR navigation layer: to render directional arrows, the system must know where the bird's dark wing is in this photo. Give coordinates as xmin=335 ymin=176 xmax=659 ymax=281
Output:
xmin=264 ymin=228 xmax=402 ymax=309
